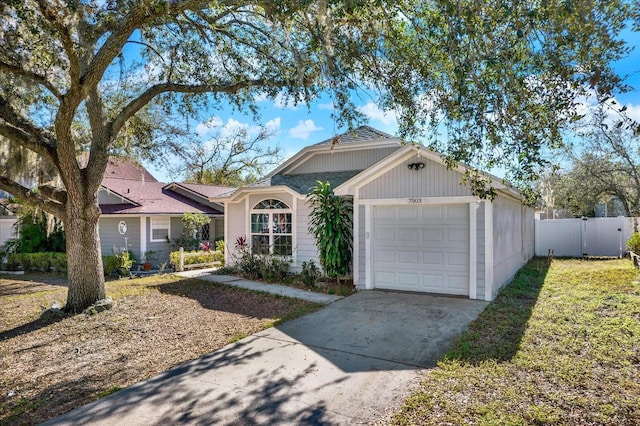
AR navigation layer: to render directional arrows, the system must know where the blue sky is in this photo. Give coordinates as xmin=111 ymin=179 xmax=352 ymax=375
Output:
xmin=144 ymin=30 xmax=640 ymax=183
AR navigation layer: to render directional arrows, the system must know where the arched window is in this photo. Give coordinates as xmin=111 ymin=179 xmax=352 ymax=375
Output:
xmin=251 ymin=199 xmax=293 ymax=255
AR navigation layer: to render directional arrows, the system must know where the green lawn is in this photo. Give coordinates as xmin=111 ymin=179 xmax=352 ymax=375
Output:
xmin=394 ymin=258 xmax=640 ymax=425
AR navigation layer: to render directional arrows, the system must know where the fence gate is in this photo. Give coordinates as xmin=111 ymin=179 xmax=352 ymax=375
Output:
xmin=535 ymin=217 xmax=636 ymax=258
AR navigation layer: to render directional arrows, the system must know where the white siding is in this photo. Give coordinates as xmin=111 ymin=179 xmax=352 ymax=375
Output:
xmin=293 ymin=201 xmax=320 ymax=272
xmin=225 ymin=200 xmax=248 ymax=264
xmin=357 ymin=205 xmax=366 ymax=289
xmin=476 ymin=202 xmax=486 ymax=300
xmin=288 ymin=147 xmax=400 ymax=174
xmin=359 ymin=159 xmax=473 ymax=199
xmin=0 ymin=217 xmax=17 ymax=247
xmin=523 ymin=205 xmax=535 ymax=260
xmin=492 ymin=196 xmax=533 ymax=298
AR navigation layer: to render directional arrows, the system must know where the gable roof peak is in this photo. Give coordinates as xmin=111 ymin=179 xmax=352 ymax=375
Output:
xmin=313 ymin=125 xmax=398 ymax=146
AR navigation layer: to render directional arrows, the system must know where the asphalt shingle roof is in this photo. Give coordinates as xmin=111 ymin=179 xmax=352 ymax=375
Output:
xmin=271 ymin=171 xmax=361 ymax=194
xmin=313 ymin=125 xmax=397 ymax=146
xmin=101 ymin=178 xmax=222 ymax=215
xmin=166 ymin=182 xmax=236 ymax=198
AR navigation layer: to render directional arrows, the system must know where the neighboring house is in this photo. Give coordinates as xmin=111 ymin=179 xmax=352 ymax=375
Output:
xmin=98 ymin=158 xmax=232 ymax=263
xmin=215 ymin=126 xmax=534 ymax=301
xmin=0 ymin=199 xmax=17 ymax=248
xmin=595 ymin=197 xmax=626 ymax=217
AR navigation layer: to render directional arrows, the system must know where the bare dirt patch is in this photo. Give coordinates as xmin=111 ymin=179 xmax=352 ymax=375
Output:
xmin=0 ymin=273 xmax=320 ymax=425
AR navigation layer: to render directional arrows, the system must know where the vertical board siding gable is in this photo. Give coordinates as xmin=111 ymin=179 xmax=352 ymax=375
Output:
xmin=288 ymin=147 xmax=400 ymax=174
xmin=359 ymin=158 xmax=473 ymax=199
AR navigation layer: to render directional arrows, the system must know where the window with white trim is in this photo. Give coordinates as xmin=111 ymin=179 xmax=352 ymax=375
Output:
xmin=150 ymin=217 xmax=170 ymax=242
xmin=251 ymin=199 xmax=292 ymax=256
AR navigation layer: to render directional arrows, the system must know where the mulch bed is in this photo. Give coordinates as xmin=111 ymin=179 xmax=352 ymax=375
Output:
xmin=0 ymin=273 xmax=319 ymax=425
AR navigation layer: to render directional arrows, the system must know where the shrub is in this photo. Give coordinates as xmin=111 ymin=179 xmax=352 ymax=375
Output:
xmin=103 ymin=249 xmax=134 ymax=276
xmin=627 ymin=232 xmax=640 ymax=253
xmin=102 ymin=255 xmax=120 ymax=276
xmin=50 ymin=253 xmax=67 ymax=272
xmin=260 ymin=257 xmax=291 ymax=282
xmin=3 ymin=252 xmax=68 ymax=272
xmin=301 ymin=260 xmax=321 ymax=287
xmin=169 ymin=249 xmax=222 ymax=269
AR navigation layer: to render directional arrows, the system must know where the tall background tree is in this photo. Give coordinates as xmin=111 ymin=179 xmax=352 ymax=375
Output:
xmin=169 ymin=125 xmax=281 ymax=186
xmin=0 ymin=0 xmax=637 ymax=310
xmin=539 ymin=102 xmax=640 ymax=217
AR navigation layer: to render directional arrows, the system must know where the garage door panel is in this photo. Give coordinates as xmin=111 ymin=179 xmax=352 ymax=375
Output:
xmin=446 ymin=276 xmax=469 ymax=293
xmin=398 ymin=250 xmax=419 ymax=264
xmin=447 ymin=252 xmax=468 ymax=267
xmin=398 ymin=229 xmax=419 ymax=242
xmin=397 ymin=206 xmax=420 ymax=220
xmin=420 ymin=274 xmax=445 ymax=291
xmin=373 ymin=204 xmax=469 ymax=296
xmin=398 ymin=273 xmax=419 ymax=287
xmin=421 ymin=206 xmax=444 ymax=221
xmin=375 ymin=228 xmax=395 ymax=241
xmin=447 ymin=228 xmax=468 ymax=242
xmin=422 ymin=252 xmax=443 ymax=265
xmin=446 ymin=205 xmax=468 ymax=222
xmin=374 ymin=271 xmax=395 ymax=286
xmin=375 ymin=250 xmax=395 ymax=262
xmin=422 ymin=229 xmax=444 ymax=242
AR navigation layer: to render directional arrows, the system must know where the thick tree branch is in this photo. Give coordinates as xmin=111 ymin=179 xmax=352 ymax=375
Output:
xmin=0 ymin=97 xmax=58 ymax=166
xmin=80 ymin=1 xmax=203 ymax=99
xmin=0 ymin=177 xmax=65 ymax=219
xmin=85 ymin=88 xmax=110 ymax=195
xmin=0 ymin=61 xmax=62 ymax=100
xmin=109 ymin=79 xmax=286 ymax=138
xmin=38 ymin=184 xmax=68 ymax=205
xmin=36 ymin=0 xmax=80 ymax=83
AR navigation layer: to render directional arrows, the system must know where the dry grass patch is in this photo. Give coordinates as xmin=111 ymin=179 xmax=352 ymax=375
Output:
xmin=393 ymin=258 xmax=640 ymax=425
xmin=0 ymin=273 xmax=320 ymax=425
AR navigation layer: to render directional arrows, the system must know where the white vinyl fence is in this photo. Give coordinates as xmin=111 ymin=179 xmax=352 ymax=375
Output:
xmin=535 ymin=217 xmax=638 ymax=258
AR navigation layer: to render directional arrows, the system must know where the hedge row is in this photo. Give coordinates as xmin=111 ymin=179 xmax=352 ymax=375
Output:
xmin=5 ymin=252 xmax=67 ymax=272
xmin=169 ymin=250 xmax=224 ymax=268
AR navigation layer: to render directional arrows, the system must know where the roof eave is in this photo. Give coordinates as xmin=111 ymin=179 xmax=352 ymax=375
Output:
xmin=334 ymin=145 xmax=523 ymax=200
xmin=266 ymin=139 xmax=402 ymax=178
xmin=212 ymin=185 xmax=305 ymax=203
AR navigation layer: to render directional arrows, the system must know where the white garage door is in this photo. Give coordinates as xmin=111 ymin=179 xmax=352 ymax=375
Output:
xmin=373 ymin=204 xmax=469 ymax=295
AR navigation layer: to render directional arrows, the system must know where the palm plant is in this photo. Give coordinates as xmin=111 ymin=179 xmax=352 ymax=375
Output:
xmin=307 ymin=181 xmax=352 ymax=278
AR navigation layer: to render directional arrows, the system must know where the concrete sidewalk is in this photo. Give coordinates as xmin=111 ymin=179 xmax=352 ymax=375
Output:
xmin=175 ymin=269 xmax=344 ymax=305
xmin=43 ymin=291 xmax=488 ymax=425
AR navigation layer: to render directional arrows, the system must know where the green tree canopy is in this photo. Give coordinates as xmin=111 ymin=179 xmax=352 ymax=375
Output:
xmin=0 ymin=0 xmax=637 ymax=310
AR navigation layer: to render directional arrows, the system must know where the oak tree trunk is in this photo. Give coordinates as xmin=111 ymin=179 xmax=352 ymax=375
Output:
xmin=64 ymin=198 xmax=105 ymax=312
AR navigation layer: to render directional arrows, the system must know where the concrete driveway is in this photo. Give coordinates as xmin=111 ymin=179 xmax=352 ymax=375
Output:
xmin=44 ymin=291 xmax=488 ymax=425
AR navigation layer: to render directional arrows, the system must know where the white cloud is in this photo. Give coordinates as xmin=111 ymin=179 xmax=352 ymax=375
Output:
xmin=318 ymin=102 xmax=335 ymax=111
xmin=573 ymin=95 xmax=640 ymax=128
xmin=195 ymin=115 xmax=224 ymax=137
xmin=624 ymin=102 xmax=640 ymax=123
xmin=265 ymin=117 xmax=281 ymax=134
xmin=357 ymin=102 xmax=397 ymax=126
xmin=288 ymin=120 xmax=323 ymax=140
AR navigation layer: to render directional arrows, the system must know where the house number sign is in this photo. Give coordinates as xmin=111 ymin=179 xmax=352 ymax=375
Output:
xmin=408 ymin=198 xmax=423 ymax=204
xmin=118 ymin=221 xmax=128 ymax=235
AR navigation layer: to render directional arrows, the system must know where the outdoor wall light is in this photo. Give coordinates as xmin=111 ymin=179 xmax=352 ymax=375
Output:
xmin=407 ymin=162 xmax=425 ymax=171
